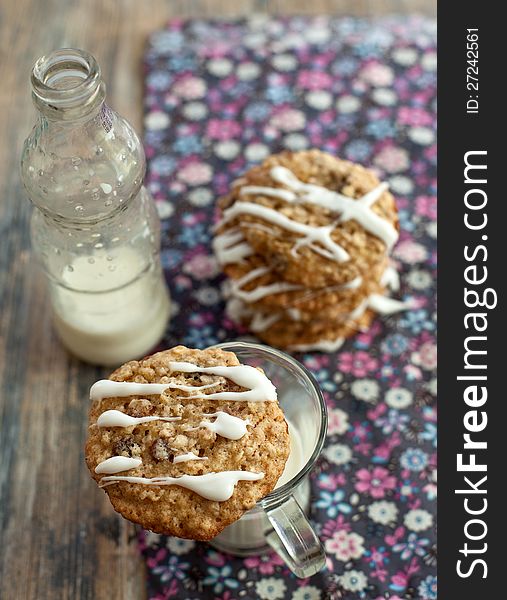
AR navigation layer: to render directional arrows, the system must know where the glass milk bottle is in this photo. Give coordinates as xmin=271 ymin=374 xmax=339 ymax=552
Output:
xmin=20 ymin=49 xmax=170 ymax=366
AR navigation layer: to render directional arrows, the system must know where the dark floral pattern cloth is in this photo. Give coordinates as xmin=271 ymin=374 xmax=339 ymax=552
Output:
xmin=139 ymin=15 xmax=437 ymax=600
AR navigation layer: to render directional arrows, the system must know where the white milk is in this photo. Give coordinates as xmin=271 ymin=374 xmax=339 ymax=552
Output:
xmin=51 ymin=247 xmax=170 ymax=365
xmin=275 ymin=420 xmax=305 ymax=488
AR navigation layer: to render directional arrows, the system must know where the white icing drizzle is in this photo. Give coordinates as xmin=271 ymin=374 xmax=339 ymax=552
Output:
xmin=250 ymin=311 xmax=281 ymax=332
xmin=90 ymin=379 xmax=218 ymax=401
xmin=367 ymin=294 xmax=414 ymax=315
xmin=96 ymin=410 xmax=181 ymax=427
xmin=381 ymin=265 xmax=400 ymax=291
xmin=98 ymin=470 xmax=265 ymax=501
xmin=233 ymin=280 xmax=303 ymax=303
xmin=227 ymin=265 xmax=303 ymax=303
xmin=198 ymin=411 xmax=250 ymax=440
xmin=286 ymin=308 xmax=302 ymax=321
xmin=95 ymin=456 xmax=142 ymax=474
xmin=173 ymin=452 xmax=208 ymax=464
xmin=269 ymin=166 xmax=398 ymax=249
xmin=220 ymin=201 xmax=350 ymax=262
xmin=240 ymin=184 xmax=296 ymax=202
xmin=290 ymin=337 xmax=346 ymax=352
xmin=168 ymin=361 xmax=277 ymax=402
xmin=212 ymin=228 xmax=254 ymax=265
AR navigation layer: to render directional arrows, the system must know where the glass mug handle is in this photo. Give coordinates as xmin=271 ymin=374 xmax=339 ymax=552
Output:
xmin=262 ymin=495 xmax=326 ymax=578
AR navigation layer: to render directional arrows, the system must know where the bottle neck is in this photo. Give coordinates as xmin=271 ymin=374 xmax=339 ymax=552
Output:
xmin=31 ymin=48 xmax=106 ymax=122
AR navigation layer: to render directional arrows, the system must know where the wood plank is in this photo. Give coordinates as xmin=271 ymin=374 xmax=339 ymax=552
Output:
xmin=0 ymin=1 xmax=436 ymax=598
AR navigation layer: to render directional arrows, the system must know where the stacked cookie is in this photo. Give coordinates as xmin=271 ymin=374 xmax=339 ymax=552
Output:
xmin=213 ymin=150 xmax=410 ymax=351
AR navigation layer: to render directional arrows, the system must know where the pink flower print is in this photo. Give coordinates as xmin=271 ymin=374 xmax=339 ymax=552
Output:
xmin=269 ymin=108 xmax=306 ymax=132
xmin=338 ymin=351 xmax=378 ymax=378
xmin=374 ymin=145 xmax=410 ymax=173
xmin=393 ymin=240 xmax=428 ymax=264
xmin=325 ymin=530 xmax=365 ymax=561
xmin=411 ymin=341 xmax=437 ymax=370
xmin=398 ymin=106 xmax=433 ymax=127
xmin=415 ymin=195 xmax=437 ymax=219
xmin=206 ymin=119 xmax=241 ymax=140
xmin=297 ymin=70 xmax=333 ymax=90
xmin=182 ymin=253 xmax=219 ymax=280
xmin=355 ymin=467 xmax=396 ymax=499
xmin=360 ymin=62 xmax=394 ymax=86
xmin=172 ymin=76 xmax=206 ymax=99
xmin=177 ymin=161 xmax=212 ymax=185
xmin=327 ymin=408 xmax=349 ymax=435
xmin=243 ymin=553 xmax=284 ymax=575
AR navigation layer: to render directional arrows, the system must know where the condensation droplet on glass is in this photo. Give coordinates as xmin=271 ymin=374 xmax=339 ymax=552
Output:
xmin=67 ymin=265 xmax=74 ymax=272
xmin=76 ymin=242 xmax=84 ymax=248
xmin=94 ymin=242 xmax=104 ymax=249
xmin=83 ymin=179 xmax=90 ymax=186
xmin=120 ymin=153 xmax=126 ymax=161
xmin=88 ymin=257 xmax=95 ymax=264
xmin=71 ymin=157 xmax=81 ymax=166
xmin=104 ymin=199 xmax=113 ymax=206
xmin=42 ymin=187 xmax=48 ymax=194
xmin=108 ymin=265 xmax=116 ymax=272
xmin=111 ymin=237 xmax=120 ymax=243
xmin=91 ymin=191 xmax=100 ymax=200
xmin=100 ymin=183 xmax=112 ymax=194
xmin=75 ymin=204 xmax=84 ymax=212
xmin=106 ymin=255 xmax=113 ymax=261
xmin=91 ymin=233 xmax=101 ymax=238
xmin=38 ymin=169 xmax=44 ymax=176
xmin=95 ymin=146 xmax=103 ymax=155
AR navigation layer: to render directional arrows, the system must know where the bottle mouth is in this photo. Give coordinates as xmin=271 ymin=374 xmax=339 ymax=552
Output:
xmin=31 ymin=48 xmax=105 ymax=118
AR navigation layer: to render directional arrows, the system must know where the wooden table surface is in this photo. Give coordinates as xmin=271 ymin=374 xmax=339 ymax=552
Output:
xmin=0 ymin=1 xmax=436 ymax=598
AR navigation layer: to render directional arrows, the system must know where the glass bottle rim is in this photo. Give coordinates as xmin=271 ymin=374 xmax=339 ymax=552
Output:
xmin=31 ymin=48 xmax=105 ymax=118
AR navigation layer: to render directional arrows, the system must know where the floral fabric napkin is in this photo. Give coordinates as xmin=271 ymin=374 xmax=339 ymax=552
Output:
xmin=140 ymin=14 xmax=437 ymax=600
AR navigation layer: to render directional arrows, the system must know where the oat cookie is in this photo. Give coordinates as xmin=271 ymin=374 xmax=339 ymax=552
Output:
xmin=217 ymin=149 xmax=398 ymax=288
xmin=85 ymin=346 xmax=290 ymax=540
xmin=213 ymin=149 xmax=410 ymax=351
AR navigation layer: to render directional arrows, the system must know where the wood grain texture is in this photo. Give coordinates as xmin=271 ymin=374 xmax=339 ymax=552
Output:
xmin=0 ymin=1 xmax=436 ymax=598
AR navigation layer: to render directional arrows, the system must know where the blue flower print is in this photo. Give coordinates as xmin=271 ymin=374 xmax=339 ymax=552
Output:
xmin=160 ymin=248 xmax=183 ymax=269
xmin=147 ymin=70 xmax=173 ymax=91
xmin=314 ymin=489 xmax=352 ymax=517
xmin=376 ymin=409 xmax=409 ymax=435
xmin=168 ymin=54 xmax=196 ymax=71
xmin=399 ymin=309 xmax=435 ymax=334
xmin=177 ymin=222 xmax=210 ymax=247
xmin=332 ymin=57 xmax=359 ymax=75
xmin=366 ymin=118 xmax=397 ymax=139
xmin=393 ymin=533 xmax=429 ymax=561
xmin=400 ymin=448 xmax=429 ymax=472
xmin=203 ymin=565 xmax=240 ymax=594
xmin=185 ymin=325 xmax=218 ymax=349
xmin=420 ymin=423 xmax=437 ymax=448
xmin=345 ymin=139 xmax=372 ymax=162
xmin=381 ymin=333 xmax=410 ymax=356
xmin=418 ymin=575 xmax=438 ymax=600
xmin=173 ymin=135 xmax=203 ymax=155
xmin=244 ymin=102 xmax=271 ymax=121
xmin=151 ymin=30 xmax=184 ymax=53
xmin=152 ymin=555 xmax=189 ymax=582
xmin=265 ymin=86 xmax=294 ymax=104
xmin=151 ymin=155 xmax=176 ymax=176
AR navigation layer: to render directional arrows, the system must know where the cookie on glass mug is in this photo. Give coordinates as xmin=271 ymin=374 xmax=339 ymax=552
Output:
xmin=85 ymin=346 xmax=290 ymax=540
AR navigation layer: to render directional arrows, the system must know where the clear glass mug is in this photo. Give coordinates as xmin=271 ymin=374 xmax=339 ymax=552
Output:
xmin=210 ymin=342 xmax=327 ymax=578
